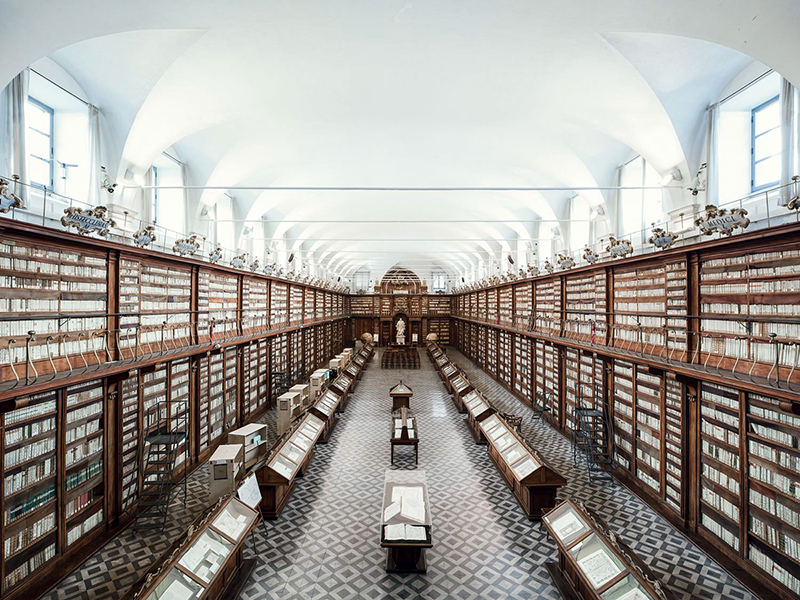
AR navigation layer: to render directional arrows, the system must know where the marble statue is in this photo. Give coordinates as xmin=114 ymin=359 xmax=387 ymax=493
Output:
xmin=396 ymin=318 xmax=406 ymax=345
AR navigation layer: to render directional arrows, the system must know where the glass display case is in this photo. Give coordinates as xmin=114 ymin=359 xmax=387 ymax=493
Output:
xmin=256 ymin=413 xmax=325 ymax=518
xmin=542 ymin=499 xmax=675 ymax=600
xmin=480 ymin=415 xmax=566 ymax=519
xmin=461 ymin=390 xmax=495 ymax=444
xmin=311 ymin=390 xmax=342 ymax=442
xmin=379 ymin=469 xmax=432 ymax=572
xmin=123 ymin=496 xmax=258 ymax=600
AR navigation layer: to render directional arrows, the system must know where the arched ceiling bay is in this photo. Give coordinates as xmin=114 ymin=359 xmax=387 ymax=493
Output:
xmin=2 ymin=0 xmax=794 ymax=282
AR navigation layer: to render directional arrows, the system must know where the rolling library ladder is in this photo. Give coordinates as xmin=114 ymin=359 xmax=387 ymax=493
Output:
xmin=131 ymin=400 xmax=188 ymax=531
xmin=573 ymin=393 xmax=615 ymax=485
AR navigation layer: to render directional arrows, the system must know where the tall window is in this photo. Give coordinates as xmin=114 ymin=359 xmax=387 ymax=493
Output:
xmin=216 ymin=194 xmax=235 ymax=249
xmin=151 ymin=165 xmax=159 ymax=223
xmin=619 ymin=155 xmax=663 ymax=243
xmin=751 ymin=95 xmax=780 ymax=191
xmin=26 ymin=97 xmax=54 ymax=190
xmin=151 ymin=153 xmax=186 ymax=233
xmin=569 ymin=196 xmax=591 ymax=252
xmin=431 ymin=271 xmax=447 ymax=292
xmin=353 ymin=271 xmax=370 ymax=292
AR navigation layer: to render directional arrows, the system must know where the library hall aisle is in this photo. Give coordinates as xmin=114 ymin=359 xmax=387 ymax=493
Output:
xmin=237 ymin=348 xmax=756 ymax=600
xmin=42 ymin=347 xmax=759 ymax=600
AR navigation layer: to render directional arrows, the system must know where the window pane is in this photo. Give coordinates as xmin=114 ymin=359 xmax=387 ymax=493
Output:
xmin=755 ymin=155 xmax=780 ymax=188
xmin=754 ymin=127 xmax=780 ymax=161
xmin=25 ymin=101 xmax=51 ymax=133
xmin=620 ymin=157 xmax=643 ymax=236
xmin=27 ymin=130 xmax=50 ymax=160
xmin=29 ymin=157 xmax=51 ymax=187
xmin=754 ymin=99 xmax=779 ymax=134
xmin=643 ymin=161 xmax=663 ymax=226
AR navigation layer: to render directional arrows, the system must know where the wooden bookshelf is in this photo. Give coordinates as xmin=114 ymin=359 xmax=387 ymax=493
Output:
xmin=0 ymin=219 xmax=349 ymax=600
xmin=513 ymin=334 xmax=531 ymax=402
xmin=450 ymin=222 xmax=800 ymax=600
xmin=271 ymin=282 xmax=288 ymax=329
xmin=242 ymin=276 xmax=268 ymax=333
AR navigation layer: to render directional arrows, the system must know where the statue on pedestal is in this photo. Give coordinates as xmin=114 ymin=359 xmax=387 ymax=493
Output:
xmin=396 ymin=318 xmax=406 ymax=345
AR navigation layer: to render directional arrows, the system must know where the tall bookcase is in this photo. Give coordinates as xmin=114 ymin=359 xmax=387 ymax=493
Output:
xmin=242 ymin=277 xmax=268 ymax=333
xmin=2 ymin=390 xmax=59 ymax=593
xmin=514 ymin=282 xmax=532 ymax=330
xmin=0 ymin=237 xmax=107 ymax=376
xmin=513 ymin=334 xmax=531 ymax=402
xmin=271 ymin=282 xmax=288 ymax=329
xmin=534 ymin=279 xmax=561 ymax=336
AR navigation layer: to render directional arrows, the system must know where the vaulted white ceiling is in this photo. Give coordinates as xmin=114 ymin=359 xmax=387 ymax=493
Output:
xmin=3 ymin=0 xmax=798 ymax=284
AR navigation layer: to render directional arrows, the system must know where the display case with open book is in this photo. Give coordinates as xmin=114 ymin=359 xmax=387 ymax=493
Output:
xmin=311 ymin=389 xmax=342 ymax=442
xmin=121 ymin=495 xmax=259 ymax=600
xmin=461 ymin=389 xmax=496 ymax=444
xmin=379 ymin=469 xmax=432 ymax=572
xmin=479 ymin=414 xmax=566 ymax=519
xmin=542 ymin=499 xmax=676 ymax=600
xmin=447 ymin=370 xmax=473 ymax=413
xmin=390 ymin=407 xmax=418 ymax=464
xmin=255 ymin=413 xmax=324 ymax=518
xmin=328 ymin=374 xmax=352 ymax=411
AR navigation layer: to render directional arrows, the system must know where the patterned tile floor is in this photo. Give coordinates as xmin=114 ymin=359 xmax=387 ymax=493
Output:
xmin=44 ymin=348 xmax=760 ymax=600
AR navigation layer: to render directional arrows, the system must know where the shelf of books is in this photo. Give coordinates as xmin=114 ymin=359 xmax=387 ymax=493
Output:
xmin=564 ymin=271 xmax=606 ymax=343
xmin=533 ymin=341 xmax=559 ymax=424
xmin=289 ymin=286 xmax=303 ymax=326
xmin=498 ymin=286 xmax=513 ymax=327
xmin=120 ymin=374 xmax=140 ymax=512
xmin=202 ymin=271 xmax=238 ymax=340
xmin=487 ymin=289 xmax=498 ymax=324
xmin=745 ymin=391 xmax=800 ymax=596
xmin=140 ymin=261 xmax=192 ymax=349
xmin=665 ymin=260 xmax=688 ymax=361
xmin=429 ymin=295 xmax=450 ymax=316
xmin=64 ymin=380 xmax=105 ymax=550
xmin=242 ymin=339 xmax=269 ymax=419
xmin=699 ymin=382 xmax=742 ymax=554
xmin=270 ymin=282 xmax=288 ymax=329
xmin=0 ymin=237 xmax=108 ymax=382
xmin=486 ymin=328 xmax=498 ymax=376
xmin=142 ymin=366 xmax=167 ymax=433
xmin=564 ymin=349 xmax=579 ymax=432
xmin=242 ymin=276 xmax=268 ymax=334
xmin=271 ymin=334 xmax=288 ymax=402
xmin=497 ymin=330 xmax=512 ymax=388
xmin=169 ymin=360 xmax=190 ymax=471
xmin=611 ymin=359 xmax=634 ymax=472
xmin=314 ymin=325 xmax=325 ymax=371
xmin=223 ymin=348 xmax=238 ymax=432
xmin=534 ymin=279 xmax=561 ymax=337
xmin=319 ymin=290 xmax=330 ymax=320
xmin=375 ymin=295 xmax=388 ymax=318
xmin=514 ymin=282 xmax=531 ymax=330
xmin=477 ymin=291 xmax=486 ymax=323
xmin=699 ymin=247 xmax=800 ymax=385
xmin=201 ymin=352 xmax=225 ymax=452
xmin=2 ymin=389 xmax=59 ymax=593
xmin=290 ymin=329 xmax=303 ymax=382
xmin=427 ymin=318 xmax=449 ymax=345
xmin=477 ymin=325 xmax=487 ymax=368
xmin=664 ymin=374 xmax=684 ymax=516
xmin=303 ymin=328 xmax=316 ymax=374
xmin=349 ymin=296 xmax=371 ymax=317
xmin=612 ymin=260 xmax=686 ymax=359
xmin=634 ymin=367 xmax=663 ymax=497
xmin=513 ymin=334 xmax=531 ymax=401
xmin=304 ymin=287 xmax=315 ymax=322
